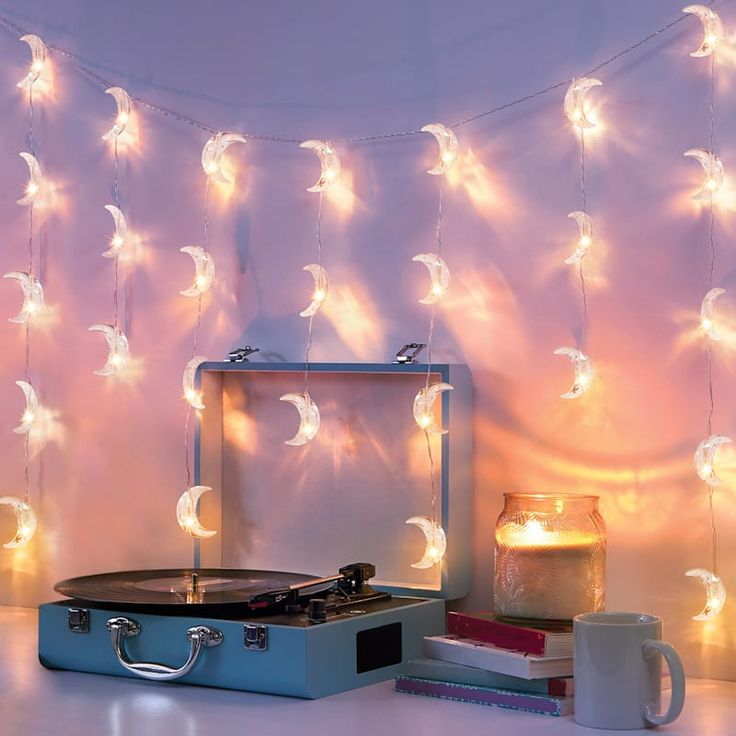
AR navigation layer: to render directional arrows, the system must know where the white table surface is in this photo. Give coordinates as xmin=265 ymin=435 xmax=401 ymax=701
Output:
xmin=1 ymin=605 xmax=733 ymax=736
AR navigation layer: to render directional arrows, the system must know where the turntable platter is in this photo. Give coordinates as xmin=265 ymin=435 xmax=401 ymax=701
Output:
xmin=55 ymin=568 xmax=333 ymax=608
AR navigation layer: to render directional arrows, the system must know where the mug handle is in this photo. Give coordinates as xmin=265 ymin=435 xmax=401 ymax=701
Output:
xmin=641 ymin=639 xmax=686 ymax=727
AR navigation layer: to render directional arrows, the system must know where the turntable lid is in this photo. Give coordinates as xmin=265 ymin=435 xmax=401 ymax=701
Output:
xmin=194 ymin=361 xmax=473 ymax=600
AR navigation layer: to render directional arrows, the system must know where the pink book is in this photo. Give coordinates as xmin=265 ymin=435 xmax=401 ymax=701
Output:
xmin=396 ymin=676 xmax=573 ymax=717
xmin=447 ymin=611 xmax=573 ymax=657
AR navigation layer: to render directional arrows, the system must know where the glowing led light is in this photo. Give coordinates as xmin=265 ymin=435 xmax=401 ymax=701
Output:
xmin=683 ymin=5 xmax=725 ymax=57
xmin=406 ymin=516 xmax=447 ymax=568
xmin=412 ymin=253 xmax=450 ymax=304
xmin=183 ymin=355 xmax=207 ymax=410
xmin=554 ymin=347 xmax=594 ymax=399
xmin=413 ymin=382 xmax=453 ymax=435
xmin=13 ymin=380 xmax=39 ymax=435
xmin=200 ymin=132 xmax=247 ymax=184
xmin=566 ymin=211 xmax=593 ymax=265
xmin=176 ymin=485 xmax=217 ymax=538
xmin=102 ymin=205 xmax=128 ymax=258
xmin=89 ymin=324 xmax=129 ymax=376
xmin=694 ymin=434 xmax=732 ymax=485
xmin=564 ymin=77 xmax=603 ymax=129
xmin=684 ymin=148 xmax=724 ymax=201
xmin=279 ymin=391 xmax=321 ymax=446
xmin=685 ymin=568 xmax=726 ymax=620
xmin=299 ymin=139 xmax=341 ymax=192
xmin=700 ymin=288 xmax=726 ymax=341
xmin=179 ymin=246 xmax=215 ymax=297
xmin=102 ymin=87 xmax=132 ymax=140
xmin=0 ymin=496 xmax=37 ymax=548
xmin=421 ymin=123 xmax=460 ymax=175
xmin=3 ymin=271 xmax=44 ymax=323
xmin=299 ymin=264 xmax=329 ymax=317
xmin=17 ymin=152 xmax=42 ymax=206
xmin=17 ymin=34 xmax=46 ymax=90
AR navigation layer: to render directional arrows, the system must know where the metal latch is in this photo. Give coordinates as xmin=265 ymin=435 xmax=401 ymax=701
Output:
xmin=393 ymin=343 xmax=426 ymax=364
xmin=228 ymin=346 xmax=260 ymax=362
xmin=67 ymin=608 xmax=90 ymax=633
xmin=243 ymin=624 xmax=268 ymax=651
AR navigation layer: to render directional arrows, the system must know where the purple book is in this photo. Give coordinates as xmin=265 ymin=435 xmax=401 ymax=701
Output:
xmin=395 ymin=676 xmax=574 ymax=717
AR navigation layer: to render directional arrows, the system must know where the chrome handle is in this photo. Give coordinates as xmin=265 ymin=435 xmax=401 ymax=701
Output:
xmin=106 ymin=616 xmax=223 ymax=682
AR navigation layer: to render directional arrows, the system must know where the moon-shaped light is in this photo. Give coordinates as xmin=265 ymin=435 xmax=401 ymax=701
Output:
xmin=564 ymin=77 xmax=602 ymax=129
xmin=3 ymin=271 xmax=44 ymax=323
xmin=413 ymin=382 xmax=454 ymax=435
xmin=684 ymin=148 xmax=724 ymax=201
xmin=554 ymin=347 xmax=594 ymax=399
xmin=299 ymin=264 xmax=329 ymax=318
xmin=102 ymin=86 xmax=132 ymax=141
xmin=17 ymin=152 xmax=42 ymax=206
xmin=0 ymin=496 xmax=37 ymax=548
xmin=183 ymin=355 xmax=207 ymax=410
xmin=406 ymin=516 xmax=447 ymax=569
xmin=566 ymin=211 xmax=593 ymax=265
xmin=280 ymin=391 xmax=321 ymax=446
xmin=103 ymin=205 xmax=128 ymax=259
xmin=201 ymin=132 xmax=247 ymax=184
xmin=13 ymin=380 xmax=39 ymax=435
xmin=413 ymin=253 xmax=450 ymax=304
xmin=17 ymin=34 xmax=46 ymax=90
xmin=683 ymin=5 xmax=725 ymax=57
xmin=694 ymin=434 xmax=732 ymax=485
xmin=176 ymin=485 xmax=217 ymax=538
xmin=685 ymin=568 xmax=726 ymax=620
xmin=179 ymin=246 xmax=215 ymax=297
xmin=300 ymin=139 xmax=341 ymax=192
xmin=700 ymin=288 xmax=727 ymax=341
xmin=89 ymin=323 xmax=129 ymax=376
xmin=421 ymin=123 xmax=460 ymax=175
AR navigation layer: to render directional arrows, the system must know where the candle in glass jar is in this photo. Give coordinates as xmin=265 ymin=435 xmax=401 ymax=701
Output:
xmin=494 ymin=518 xmax=605 ymax=620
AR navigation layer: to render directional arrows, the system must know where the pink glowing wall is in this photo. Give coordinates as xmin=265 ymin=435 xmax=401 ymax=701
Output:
xmin=0 ymin=0 xmax=734 ymax=680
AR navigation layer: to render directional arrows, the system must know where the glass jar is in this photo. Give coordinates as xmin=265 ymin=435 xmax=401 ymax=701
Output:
xmin=494 ymin=493 xmax=606 ymax=621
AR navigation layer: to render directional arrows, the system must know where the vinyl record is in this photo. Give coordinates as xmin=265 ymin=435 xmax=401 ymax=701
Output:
xmin=55 ymin=568 xmax=331 ymax=608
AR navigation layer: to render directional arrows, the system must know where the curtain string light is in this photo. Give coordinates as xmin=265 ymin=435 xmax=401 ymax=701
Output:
xmin=684 ymin=4 xmax=728 ymax=622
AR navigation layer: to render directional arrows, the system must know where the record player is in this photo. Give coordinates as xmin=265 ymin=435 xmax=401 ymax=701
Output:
xmin=39 ymin=358 xmax=473 ymax=698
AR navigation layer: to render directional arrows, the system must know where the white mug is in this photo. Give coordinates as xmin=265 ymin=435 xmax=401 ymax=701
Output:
xmin=573 ymin=612 xmax=686 ymax=730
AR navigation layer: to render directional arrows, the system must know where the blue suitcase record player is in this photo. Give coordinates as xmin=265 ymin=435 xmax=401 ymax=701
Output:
xmin=38 ymin=355 xmax=473 ymax=698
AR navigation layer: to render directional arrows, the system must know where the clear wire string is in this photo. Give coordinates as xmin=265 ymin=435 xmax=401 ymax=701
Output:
xmin=303 ymin=191 xmax=323 ymax=394
xmin=0 ymin=2 xmax=718 ymax=146
xmin=578 ymin=129 xmax=590 ymax=350
xmin=705 ymin=51 xmax=718 ymax=575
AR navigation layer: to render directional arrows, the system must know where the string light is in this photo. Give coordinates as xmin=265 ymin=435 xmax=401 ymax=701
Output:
xmin=279 ymin=392 xmax=321 ymax=446
xmin=201 ymin=132 xmax=246 ymax=183
xmin=554 ymin=77 xmax=601 ymax=399
xmin=102 ymin=86 xmax=132 ymax=141
xmin=279 ymin=142 xmax=341 ymax=444
xmin=183 ymin=355 xmax=208 ymax=411
xmin=420 ymin=123 xmax=459 ymax=175
xmin=413 ymin=382 xmax=453 ymax=435
xmin=406 ymin=516 xmax=448 ymax=569
xmin=179 ymin=246 xmax=215 ymax=297
xmin=554 ymin=346 xmax=595 ymax=399
xmin=299 ymin=264 xmax=329 ymax=318
xmin=0 ymin=497 xmax=37 ymax=548
xmin=16 ymin=34 xmax=45 ymax=89
xmin=700 ymin=288 xmax=726 ymax=341
xmin=3 ymin=271 xmax=44 ymax=323
xmin=684 ymin=148 xmax=724 ymax=202
xmin=682 ymin=4 xmax=729 ymax=621
xmin=1 ymin=33 xmax=49 ymax=549
xmin=176 ymin=485 xmax=217 ymax=538
xmin=88 ymin=324 xmax=130 ymax=376
xmin=102 ymin=204 xmax=128 ymax=258
xmin=412 ymin=253 xmax=450 ymax=305
xmin=17 ymin=152 xmax=42 ymax=206
xmin=13 ymin=380 xmax=39 ymax=435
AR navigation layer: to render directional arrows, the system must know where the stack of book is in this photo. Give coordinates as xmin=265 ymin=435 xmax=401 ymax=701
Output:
xmin=395 ymin=611 xmax=575 ymax=717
